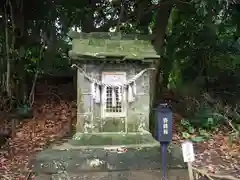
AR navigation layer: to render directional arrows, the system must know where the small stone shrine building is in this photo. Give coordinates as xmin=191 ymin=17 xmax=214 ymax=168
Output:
xmin=30 ymin=33 xmax=188 ymax=180
xmin=69 ymin=32 xmax=159 ymax=143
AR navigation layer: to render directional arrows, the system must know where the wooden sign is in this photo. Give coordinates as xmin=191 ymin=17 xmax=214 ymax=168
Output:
xmin=181 ymin=141 xmax=195 ymax=162
xmin=102 ymin=72 xmax=126 ymax=85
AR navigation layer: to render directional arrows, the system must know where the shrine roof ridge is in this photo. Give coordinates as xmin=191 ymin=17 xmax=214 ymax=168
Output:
xmin=68 ymin=51 xmax=159 ymax=62
xmin=68 ymin=31 xmax=151 ymax=40
xmin=68 ymin=31 xmax=159 ymax=61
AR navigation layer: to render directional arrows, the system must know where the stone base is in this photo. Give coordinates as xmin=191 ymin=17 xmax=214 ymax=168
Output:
xmin=70 ymin=132 xmax=158 ymax=146
xmin=41 ymin=169 xmax=189 ymax=180
xmin=29 ymin=145 xmax=188 ymax=180
xmin=28 ymin=131 xmax=188 ymax=180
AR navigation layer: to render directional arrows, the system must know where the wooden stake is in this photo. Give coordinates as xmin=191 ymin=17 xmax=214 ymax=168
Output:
xmin=182 ymin=141 xmax=195 ymax=180
xmin=187 ymin=162 xmax=194 ymax=180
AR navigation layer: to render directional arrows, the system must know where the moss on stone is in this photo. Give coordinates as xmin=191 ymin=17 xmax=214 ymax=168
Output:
xmin=69 ymin=31 xmax=159 ymax=60
xmin=68 ymin=31 xmax=150 ymax=40
xmin=101 ymin=118 xmax=125 ymax=132
xmin=71 ymin=133 xmax=158 ymax=146
xmin=30 ymin=143 xmax=187 ymax=176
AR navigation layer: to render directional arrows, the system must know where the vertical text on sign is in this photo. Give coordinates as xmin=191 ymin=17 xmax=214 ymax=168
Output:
xmin=163 ymin=117 xmax=168 ymax=134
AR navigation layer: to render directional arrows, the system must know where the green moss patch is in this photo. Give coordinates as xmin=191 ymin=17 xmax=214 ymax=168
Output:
xmin=71 ymin=133 xmax=158 ymax=146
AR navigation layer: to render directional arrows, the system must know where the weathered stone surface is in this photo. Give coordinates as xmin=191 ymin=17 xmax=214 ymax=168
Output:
xmin=30 ymin=144 xmax=188 ymax=180
xmin=29 ymin=145 xmax=186 ymax=174
xmin=71 ymin=133 xmax=157 ymax=146
xmin=75 ymin=63 xmax=152 ymax=134
xmin=68 ymin=32 xmax=159 ymax=60
xmin=40 ymin=170 xmax=189 ymax=180
xmin=101 ymin=118 xmax=125 ymax=132
xmin=70 ymin=33 xmax=157 ymax=134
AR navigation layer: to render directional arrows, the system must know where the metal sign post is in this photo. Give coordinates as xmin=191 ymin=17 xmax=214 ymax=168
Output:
xmin=155 ymin=103 xmax=173 ymax=180
xmin=161 ymin=142 xmax=169 ymax=180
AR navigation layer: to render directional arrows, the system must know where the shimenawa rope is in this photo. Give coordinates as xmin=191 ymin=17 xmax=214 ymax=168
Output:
xmin=71 ymin=64 xmax=155 ymax=87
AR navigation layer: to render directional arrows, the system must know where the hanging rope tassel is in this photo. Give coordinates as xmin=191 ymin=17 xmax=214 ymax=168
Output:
xmin=102 ymin=86 xmax=107 ymax=103
xmin=95 ymin=85 xmax=101 ymax=103
xmin=91 ymin=82 xmax=96 ymax=100
xmin=128 ymin=84 xmax=134 ymax=102
xmin=133 ymin=82 xmax=137 ymax=97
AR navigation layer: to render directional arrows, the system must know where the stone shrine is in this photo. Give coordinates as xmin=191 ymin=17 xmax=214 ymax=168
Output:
xmin=69 ymin=32 xmax=159 ymax=145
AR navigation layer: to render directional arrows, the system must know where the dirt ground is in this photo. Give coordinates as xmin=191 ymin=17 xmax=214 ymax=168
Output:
xmin=0 ymin=81 xmax=239 ymax=180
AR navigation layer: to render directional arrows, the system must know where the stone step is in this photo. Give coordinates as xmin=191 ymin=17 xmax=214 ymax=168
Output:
xmin=70 ymin=133 xmax=158 ymax=146
xmin=35 ymin=169 xmax=189 ymax=180
xmin=29 ymin=146 xmax=186 ymax=174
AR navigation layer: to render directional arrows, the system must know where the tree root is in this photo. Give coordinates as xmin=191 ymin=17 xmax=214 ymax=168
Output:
xmin=24 ymin=172 xmax=31 ymax=180
xmin=193 ymin=167 xmax=239 ymax=180
xmin=0 ymin=174 xmax=11 ymax=180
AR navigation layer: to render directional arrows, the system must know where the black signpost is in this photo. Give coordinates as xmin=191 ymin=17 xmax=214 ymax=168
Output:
xmin=155 ymin=103 xmax=173 ymax=180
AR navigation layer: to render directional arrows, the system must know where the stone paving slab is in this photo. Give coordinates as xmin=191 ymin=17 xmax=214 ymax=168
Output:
xmin=29 ymin=145 xmax=187 ymax=174
xmin=48 ymin=170 xmax=189 ymax=180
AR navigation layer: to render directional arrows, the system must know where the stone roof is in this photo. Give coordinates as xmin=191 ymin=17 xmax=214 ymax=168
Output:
xmin=68 ymin=31 xmax=159 ymax=61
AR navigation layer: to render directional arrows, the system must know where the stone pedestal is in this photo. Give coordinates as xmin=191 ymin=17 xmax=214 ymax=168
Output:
xmin=71 ymin=133 xmax=158 ymax=146
xmin=29 ymin=144 xmax=188 ymax=180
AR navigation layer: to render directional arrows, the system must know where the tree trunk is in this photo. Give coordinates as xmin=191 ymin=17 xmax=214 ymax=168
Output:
xmin=11 ymin=0 xmax=27 ymax=103
xmin=149 ymin=2 xmax=173 ymax=136
xmin=4 ymin=3 xmax=11 ymax=97
xmin=151 ymin=3 xmax=173 ymax=104
xmin=136 ymin=0 xmax=152 ymax=34
xmin=82 ymin=13 xmax=95 ymax=32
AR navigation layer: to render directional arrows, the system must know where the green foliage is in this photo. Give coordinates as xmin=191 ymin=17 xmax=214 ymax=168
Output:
xmin=157 ymin=0 xmax=240 ymax=136
xmin=181 ymin=119 xmax=210 ymax=142
xmin=189 ymin=109 xmax=220 ymax=130
xmin=16 ymin=104 xmax=32 ymax=117
xmin=0 ymin=0 xmax=240 ymax=136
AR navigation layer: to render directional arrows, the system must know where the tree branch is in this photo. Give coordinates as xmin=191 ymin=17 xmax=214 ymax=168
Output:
xmin=116 ymin=0 xmax=125 ymax=32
